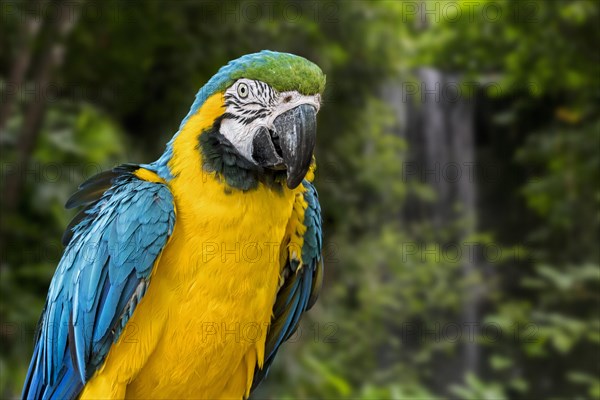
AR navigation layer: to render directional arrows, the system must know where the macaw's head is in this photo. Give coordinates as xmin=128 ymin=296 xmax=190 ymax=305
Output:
xmin=160 ymin=50 xmax=325 ymax=191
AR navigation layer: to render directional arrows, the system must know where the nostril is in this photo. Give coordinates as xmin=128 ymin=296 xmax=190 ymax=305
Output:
xmin=270 ymin=131 xmax=283 ymax=158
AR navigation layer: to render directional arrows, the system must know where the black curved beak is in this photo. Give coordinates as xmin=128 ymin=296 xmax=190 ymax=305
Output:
xmin=275 ymin=104 xmax=317 ymax=188
xmin=252 ymin=104 xmax=317 ymax=189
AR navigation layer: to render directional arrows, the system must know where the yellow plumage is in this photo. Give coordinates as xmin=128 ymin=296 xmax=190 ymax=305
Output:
xmin=80 ymin=93 xmax=308 ymax=399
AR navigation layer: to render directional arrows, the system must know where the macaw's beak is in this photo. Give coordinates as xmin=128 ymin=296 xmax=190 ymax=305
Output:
xmin=252 ymin=104 xmax=317 ymax=189
xmin=275 ymin=104 xmax=317 ymax=189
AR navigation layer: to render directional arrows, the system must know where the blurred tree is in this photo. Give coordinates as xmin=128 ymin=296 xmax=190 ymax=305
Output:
xmin=2 ymin=0 xmax=80 ymax=212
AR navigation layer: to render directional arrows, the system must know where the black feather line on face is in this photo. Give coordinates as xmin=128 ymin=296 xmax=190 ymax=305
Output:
xmin=198 ymin=117 xmax=286 ymax=193
xmin=224 ymin=80 xmax=278 ymax=122
xmin=221 ymin=111 xmax=269 ymax=125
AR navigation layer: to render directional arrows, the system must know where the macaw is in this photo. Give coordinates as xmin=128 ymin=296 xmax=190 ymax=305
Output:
xmin=21 ymin=50 xmax=325 ymax=399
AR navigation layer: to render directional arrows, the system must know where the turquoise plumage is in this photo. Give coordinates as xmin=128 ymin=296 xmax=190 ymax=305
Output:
xmin=22 ymin=166 xmax=175 ymax=399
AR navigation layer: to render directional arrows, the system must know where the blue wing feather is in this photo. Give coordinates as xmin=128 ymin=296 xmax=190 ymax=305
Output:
xmin=22 ymin=166 xmax=175 ymax=399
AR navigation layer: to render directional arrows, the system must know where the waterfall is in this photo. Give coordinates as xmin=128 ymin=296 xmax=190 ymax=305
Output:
xmin=385 ymin=67 xmax=481 ymax=384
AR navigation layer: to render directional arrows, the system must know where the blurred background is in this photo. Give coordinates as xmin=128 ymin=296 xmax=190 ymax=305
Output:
xmin=1 ymin=0 xmax=599 ymax=398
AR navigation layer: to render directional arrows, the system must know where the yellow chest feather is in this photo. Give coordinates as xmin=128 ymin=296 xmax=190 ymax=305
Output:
xmin=80 ymin=93 xmax=301 ymax=399
xmin=125 ymin=180 xmax=296 ymax=399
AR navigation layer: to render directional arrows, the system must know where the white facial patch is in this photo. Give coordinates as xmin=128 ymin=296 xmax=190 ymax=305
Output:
xmin=220 ymin=79 xmax=321 ymax=163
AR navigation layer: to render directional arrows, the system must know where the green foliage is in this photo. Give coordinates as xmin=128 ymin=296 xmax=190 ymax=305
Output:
xmin=486 ymin=261 xmax=599 ymax=397
xmin=403 ymin=0 xmax=599 ymax=103
xmin=517 ymin=119 xmax=600 ymax=263
xmin=450 ymin=373 xmax=508 ymax=400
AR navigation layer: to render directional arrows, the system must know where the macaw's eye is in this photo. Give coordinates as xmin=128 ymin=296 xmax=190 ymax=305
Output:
xmin=237 ymin=83 xmax=249 ymax=98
